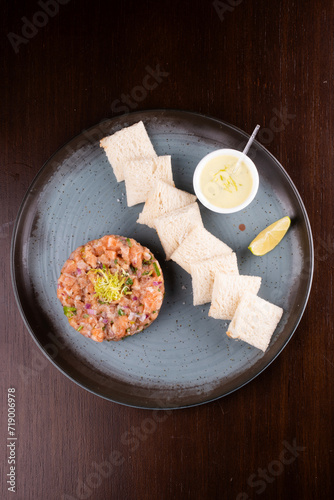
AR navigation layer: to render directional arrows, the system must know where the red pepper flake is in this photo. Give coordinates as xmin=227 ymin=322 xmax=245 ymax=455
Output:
xmin=239 ymin=224 xmax=246 ymax=231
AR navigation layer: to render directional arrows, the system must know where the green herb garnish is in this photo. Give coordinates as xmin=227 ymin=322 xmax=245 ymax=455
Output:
xmin=142 ymin=270 xmax=152 ymax=276
xmin=153 ymin=262 xmax=161 ymax=277
xmin=63 ymin=306 xmax=77 ymax=318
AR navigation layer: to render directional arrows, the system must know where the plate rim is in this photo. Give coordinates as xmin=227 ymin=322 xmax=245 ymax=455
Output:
xmin=10 ymin=109 xmax=314 ymax=409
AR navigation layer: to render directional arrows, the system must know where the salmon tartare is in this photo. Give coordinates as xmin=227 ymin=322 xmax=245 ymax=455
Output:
xmin=57 ymin=235 xmax=164 ymax=342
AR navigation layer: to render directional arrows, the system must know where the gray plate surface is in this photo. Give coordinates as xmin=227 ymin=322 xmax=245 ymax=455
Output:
xmin=11 ymin=110 xmax=313 ymax=409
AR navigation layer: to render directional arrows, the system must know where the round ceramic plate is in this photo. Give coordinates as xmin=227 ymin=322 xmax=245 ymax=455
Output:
xmin=11 ymin=110 xmax=313 ymax=409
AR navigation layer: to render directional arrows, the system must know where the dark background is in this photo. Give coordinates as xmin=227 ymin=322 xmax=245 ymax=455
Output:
xmin=1 ymin=0 xmax=333 ymax=499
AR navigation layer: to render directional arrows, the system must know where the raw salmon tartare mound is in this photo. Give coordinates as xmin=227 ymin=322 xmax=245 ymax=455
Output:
xmin=57 ymin=235 xmax=164 ymax=342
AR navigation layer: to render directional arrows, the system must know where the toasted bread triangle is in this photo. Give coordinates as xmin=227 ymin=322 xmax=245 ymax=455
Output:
xmin=100 ymin=121 xmax=157 ymax=182
xmin=137 ymin=180 xmax=196 ymax=229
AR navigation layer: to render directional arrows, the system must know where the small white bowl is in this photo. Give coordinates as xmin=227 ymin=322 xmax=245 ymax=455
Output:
xmin=193 ymin=148 xmax=259 ymax=214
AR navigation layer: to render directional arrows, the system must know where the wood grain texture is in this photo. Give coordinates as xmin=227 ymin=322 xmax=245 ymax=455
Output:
xmin=1 ymin=0 xmax=333 ymax=499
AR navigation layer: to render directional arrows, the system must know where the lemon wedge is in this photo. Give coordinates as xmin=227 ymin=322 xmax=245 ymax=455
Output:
xmin=248 ymin=216 xmax=291 ymax=256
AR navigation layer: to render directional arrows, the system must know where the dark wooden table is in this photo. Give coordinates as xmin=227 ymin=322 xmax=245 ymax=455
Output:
xmin=1 ymin=1 xmax=333 ymax=499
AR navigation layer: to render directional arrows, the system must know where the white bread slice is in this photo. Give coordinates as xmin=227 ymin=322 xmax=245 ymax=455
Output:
xmin=137 ymin=180 xmax=196 ymax=229
xmin=170 ymin=226 xmax=233 ymax=274
xmin=154 ymin=202 xmax=203 ymax=260
xmin=190 ymin=253 xmax=239 ymax=306
xmin=100 ymin=121 xmax=157 ymax=182
xmin=123 ymin=156 xmax=174 ymax=207
xmin=209 ymin=274 xmax=261 ymax=320
xmin=226 ymin=291 xmax=283 ymax=351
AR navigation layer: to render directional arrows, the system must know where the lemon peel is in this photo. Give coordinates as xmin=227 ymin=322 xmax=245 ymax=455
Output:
xmin=88 ymin=267 xmax=130 ymax=303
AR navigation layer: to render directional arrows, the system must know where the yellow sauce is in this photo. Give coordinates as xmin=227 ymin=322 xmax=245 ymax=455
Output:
xmin=200 ymin=155 xmax=253 ymax=208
